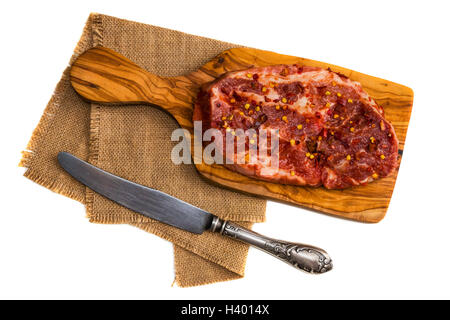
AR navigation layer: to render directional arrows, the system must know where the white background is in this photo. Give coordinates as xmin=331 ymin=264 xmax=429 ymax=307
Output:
xmin=1 ymin=0 xmax=449 ymax=300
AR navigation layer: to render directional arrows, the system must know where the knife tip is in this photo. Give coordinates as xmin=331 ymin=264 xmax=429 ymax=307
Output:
xmin=57 ymin=151 xmax=73 ymax=168
xmin=57 ymin=151 xmax=67 ymax=161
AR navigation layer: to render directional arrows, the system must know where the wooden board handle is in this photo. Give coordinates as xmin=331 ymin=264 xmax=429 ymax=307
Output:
xmin=70 ymin=47 xmax=194 ymax=128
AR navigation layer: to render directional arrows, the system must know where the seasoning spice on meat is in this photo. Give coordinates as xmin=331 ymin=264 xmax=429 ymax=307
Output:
xmin=194 ymin=64 xmax=399 ymax=189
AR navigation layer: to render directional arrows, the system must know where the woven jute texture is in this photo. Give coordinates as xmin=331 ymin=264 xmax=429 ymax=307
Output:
xmin=20 ymin=13 xmax=266 ymax=287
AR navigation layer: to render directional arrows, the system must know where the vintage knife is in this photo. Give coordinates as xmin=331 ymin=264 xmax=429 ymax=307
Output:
xmin=57 ymin=152 xmax=332 ymax=274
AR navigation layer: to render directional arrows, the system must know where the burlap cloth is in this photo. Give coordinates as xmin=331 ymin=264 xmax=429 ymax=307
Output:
xmin=20 ymin=13 xmax=266 ymax=287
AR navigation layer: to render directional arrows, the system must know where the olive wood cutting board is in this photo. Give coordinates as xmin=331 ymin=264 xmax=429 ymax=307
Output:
xmin=70 ymin=46 xmax=413 ymax=223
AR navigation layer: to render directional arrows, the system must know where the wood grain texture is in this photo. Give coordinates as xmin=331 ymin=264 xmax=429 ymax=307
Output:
xmin=70 ymin=46 xmax=413 ymax=223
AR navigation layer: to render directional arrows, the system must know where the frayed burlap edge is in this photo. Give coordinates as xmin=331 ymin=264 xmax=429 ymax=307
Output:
xmin=19 ymin=14 xmax=96 ymax=202
xmin=20 ymin=13 xmax=266 ymax=287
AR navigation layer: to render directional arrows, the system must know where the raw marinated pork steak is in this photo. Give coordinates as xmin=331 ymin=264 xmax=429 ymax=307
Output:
xmin=193 ymin=65 xmax=399 ymax=189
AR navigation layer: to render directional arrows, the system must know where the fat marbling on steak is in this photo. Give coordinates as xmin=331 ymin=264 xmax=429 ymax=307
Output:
xmin=193 ymin=64 xmax=399 ymax=189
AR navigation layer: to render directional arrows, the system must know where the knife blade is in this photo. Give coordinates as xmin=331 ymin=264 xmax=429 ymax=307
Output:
xmin=57 ymin=152 xmax=332 ymax=274
xmin=57 ymin=152 xmax=212 ymax=234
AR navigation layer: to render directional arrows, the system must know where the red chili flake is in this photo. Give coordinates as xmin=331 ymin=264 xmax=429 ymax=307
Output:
xmin=252 ymin=74 xmax=259 ymax=80
xmin=232 ymin=92 xmax=242 ymax=101
xmin=264 ymin=96 xmax=271 ymax=102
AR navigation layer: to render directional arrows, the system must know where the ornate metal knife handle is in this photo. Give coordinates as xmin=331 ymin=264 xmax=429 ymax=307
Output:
xmin=210 ymin=217 xmax=332 ymax=274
